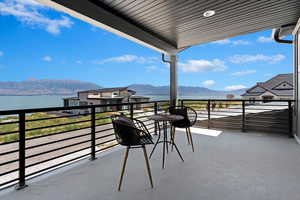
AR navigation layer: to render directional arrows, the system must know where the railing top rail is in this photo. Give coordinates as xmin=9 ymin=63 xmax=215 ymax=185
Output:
xmin=0 ymin=100 xmax=169 ymax=115
xmin=179 ymin=99 xmax=295 ymax=102
xmin=0 ymin=98 xmax=294 ymax=115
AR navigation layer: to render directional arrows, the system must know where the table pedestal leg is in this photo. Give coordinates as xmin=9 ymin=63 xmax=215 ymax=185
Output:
xmin=164 ymin=122 xmax=169 ymax=154
xmin=162 ymin=126 xmax=165 ymax=169
xmin=149 ymin=119 xmax=184 ymax=169
xmin=172 ymin=141 xmax=184 ymax=162
xmin=162 ymin=121 xmax=168 ymax=169
xmin=149 ymin=123 xmax=161 ymax=159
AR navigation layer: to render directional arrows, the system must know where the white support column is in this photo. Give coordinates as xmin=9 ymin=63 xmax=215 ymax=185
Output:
xmin=170 ymin=55 xmax=178 ymax=106
xmin=294 ymin=28 xmax=300 ymax=141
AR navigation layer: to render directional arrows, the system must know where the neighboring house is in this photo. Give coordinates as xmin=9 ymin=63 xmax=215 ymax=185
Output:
xmin=63 ymin=87 xmax=150 ymax=114
xmin=241 ymin=73 xmax=293 ymax=102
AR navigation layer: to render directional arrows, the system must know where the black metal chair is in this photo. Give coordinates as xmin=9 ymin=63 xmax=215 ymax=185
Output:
xmin=111 ymin=114 xmax=154 ymax=191
xmin=168 ymin=106 xmax=197 ymax=152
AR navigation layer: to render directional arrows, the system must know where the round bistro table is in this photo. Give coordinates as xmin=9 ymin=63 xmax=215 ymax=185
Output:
xmin=148 ymin=114 xmax=184 ymax=169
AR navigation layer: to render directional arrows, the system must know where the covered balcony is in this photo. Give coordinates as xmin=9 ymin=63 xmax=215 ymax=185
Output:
xmin=1 ymin=0 xmax=300 ymax=199
xmin=0 ymin=99 xmax=299 ymax=199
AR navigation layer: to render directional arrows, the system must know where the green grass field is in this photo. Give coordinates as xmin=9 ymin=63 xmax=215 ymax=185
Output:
xmin=0 ymin=101 xmax=241 ymax=143
xmin=183 ymin=101 xmax=242 ymax=110
xmin=0 ymin=112 xmax=117 ymax=143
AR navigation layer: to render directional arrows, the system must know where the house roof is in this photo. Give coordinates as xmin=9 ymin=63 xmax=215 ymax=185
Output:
xmin=79 ymin=87 xmax=131 ymax=93
xmin=242 ymin=73 xmax=293 ymax=97
xmin=87 ymin=97 xmax=124 ymax=100
xmin=86 ymin=96 xmax=150 ymax=100
xmin=68 ymin=95 xmax=150 ymax=101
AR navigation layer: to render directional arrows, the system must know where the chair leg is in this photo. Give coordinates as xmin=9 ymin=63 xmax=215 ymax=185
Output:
xmin=118 ymin=147 xmax=130 ymax=191
xmin=186 ymin=128 xmax=191 ymax=144
xmin=188 ymin=127 xmax=195 ymax=152
xmin=171 ymin=126 xmax=175 ymax=151
xmin=172 ymin=126 xmax=176 ymax=141
xmin=142 ymin=146 xmax=154 ymax=188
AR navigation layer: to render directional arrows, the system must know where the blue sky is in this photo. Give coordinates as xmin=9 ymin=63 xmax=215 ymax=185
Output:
xmin=0 ymin=0 xmax=293 ymax=91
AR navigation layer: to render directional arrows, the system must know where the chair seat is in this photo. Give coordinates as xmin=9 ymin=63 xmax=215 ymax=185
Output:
xmin=119 ymin=135 xmax=153 ymax=146
xmin=139 ymin=135 xmax=153 ymax=145
xmin=111 ymin=115 xmax=154 ymax=146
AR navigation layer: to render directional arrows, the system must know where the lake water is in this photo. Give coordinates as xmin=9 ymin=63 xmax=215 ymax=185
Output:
xmin=0 ymin=95 xmax=73 ymax=111
xmin=0 ymin=95 xmax=225 ymax=111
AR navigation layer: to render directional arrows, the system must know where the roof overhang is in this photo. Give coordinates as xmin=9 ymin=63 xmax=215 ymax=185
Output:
xmin=36 ymin=0 xmax=300 ymax=55
xmin=36 ymin=0 xmax=178 ymax=55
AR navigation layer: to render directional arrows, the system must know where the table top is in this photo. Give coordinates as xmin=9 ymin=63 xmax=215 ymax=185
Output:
xmin=148 ymin=114 xmax=184 ymax=121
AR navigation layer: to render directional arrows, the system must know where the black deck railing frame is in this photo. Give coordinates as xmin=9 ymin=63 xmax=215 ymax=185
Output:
xmin=0 ymin=100 xmax=166 ymax=190
xmin=180 ymin=99 xmax=294 ymax=136
xmin=0 ymin=99 xmax=294 ymax=190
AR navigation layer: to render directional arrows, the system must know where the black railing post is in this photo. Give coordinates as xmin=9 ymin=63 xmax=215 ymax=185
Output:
xmin=154 ymin=102 xmax=158 ymax=135
xmin=207 ymin=100 xmax=211 ymax=129
xmin=242 ymin=100 xmax=246 ymax=132
xmin=180 ymin=99 xmax=184 ymax=107
xmin=90 ymin=106 xmax=96 ymax=160
xmin=288 ymin=100 xmax=293 ymax=137
xmin=16 ymin=112 xmax=27 ymax=190
xmin=130 ymin=104 xmax=134 ymax=119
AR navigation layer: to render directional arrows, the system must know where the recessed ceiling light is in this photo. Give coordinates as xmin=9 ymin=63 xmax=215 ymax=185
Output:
xmin=203 ymin=10 xmax=215 ymax=17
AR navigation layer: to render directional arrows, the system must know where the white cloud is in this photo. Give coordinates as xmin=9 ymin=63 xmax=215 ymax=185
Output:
xmin=257 ymin=36 xmax=273 ymax=43
xmin=178 ymin=59 xmax=227 ymax=73
xmin=231 ymin=70 xmax=256 ymax=76
xmin=0 ymin=0 xmax=73 ymax=34
xmin=225 ymin=85 xmax=247 ymax=91
xmin=43 ymin=56 xmax=52 ymax=62
xmin=232 ymin=40 xmax=251 ymax=45
xmin=212 ymin=39 xmax=251 ymax=45
xmin=229 ymin=54 xmax=285 ymax=64
xmin=0 ymin=51 xmax=3 ymax=56
xmin=95 ymin=55 xmax=137 ymax=64
xmin=202 ymin=80 xmax=215 ymax=87
xmin=17 ymin=0 xmax=43 ymax=7
xmin=94 ymin=55 xmax=158 ymax=64
xmin=145 ymin=65 xmax=157 ymax=71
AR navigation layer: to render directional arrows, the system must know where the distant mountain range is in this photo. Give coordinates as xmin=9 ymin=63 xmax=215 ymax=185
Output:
xmin=0 ymin=79 xmax=101 ymax=95
xmin=128 ymin=84 xmax=246 ymax=97
xmin=0 ymin=80 xmax=246 ymax=97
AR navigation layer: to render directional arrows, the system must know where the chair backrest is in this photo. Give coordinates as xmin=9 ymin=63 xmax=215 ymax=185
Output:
xmin=168 ymin=106 xmax=197 ymax=128
xmin=111 ymin=115 xmax=140 ymax=146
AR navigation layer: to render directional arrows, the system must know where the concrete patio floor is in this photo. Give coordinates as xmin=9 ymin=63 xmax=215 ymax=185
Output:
xmin=1 ymin=128 xmax=300 ymax=200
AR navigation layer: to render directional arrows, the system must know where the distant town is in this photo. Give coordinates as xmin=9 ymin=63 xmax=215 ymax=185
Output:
xmin=62 ymin=73 xmax=293 ymax=111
